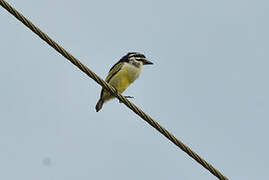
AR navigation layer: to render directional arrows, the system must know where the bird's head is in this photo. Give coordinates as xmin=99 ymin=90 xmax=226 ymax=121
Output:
xmin=122 ymin=52 xmax=153 ymax=66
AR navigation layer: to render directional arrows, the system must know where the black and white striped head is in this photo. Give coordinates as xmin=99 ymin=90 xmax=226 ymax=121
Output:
xmin=121 ymin=52 xmax=153 ymax=66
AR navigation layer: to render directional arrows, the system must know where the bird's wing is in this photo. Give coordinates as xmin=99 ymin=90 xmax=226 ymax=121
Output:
xmin=99 ymin=62 xmax=124 ymax=99
xmin=100 ymin=62 xmax=123 ymax=99
xmin=105 ymin=62 xmax=124 ymax=83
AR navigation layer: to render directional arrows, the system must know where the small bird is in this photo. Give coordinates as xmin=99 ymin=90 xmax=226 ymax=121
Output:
xmin=95 ymin=52 xmax=153 ymax=112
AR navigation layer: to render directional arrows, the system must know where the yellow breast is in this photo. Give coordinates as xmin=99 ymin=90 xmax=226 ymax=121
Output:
xmin=108 ymin=62 xmax=142 ymax=93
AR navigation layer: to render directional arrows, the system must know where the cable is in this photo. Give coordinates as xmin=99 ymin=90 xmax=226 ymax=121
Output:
xmin=0 ymin=1 xmax=229 ymax=179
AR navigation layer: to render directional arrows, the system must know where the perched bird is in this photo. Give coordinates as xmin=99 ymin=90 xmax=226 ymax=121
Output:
xmin=95 ymin=52 xmax=153 ymax=112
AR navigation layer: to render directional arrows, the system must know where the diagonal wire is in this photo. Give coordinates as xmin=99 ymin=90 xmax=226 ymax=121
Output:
xmin=0 ymin=1 xmax=229 ymax=180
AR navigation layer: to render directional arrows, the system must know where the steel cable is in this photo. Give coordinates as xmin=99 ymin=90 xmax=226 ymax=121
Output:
xmin=0 ymin=1 xmax=229 ymax=179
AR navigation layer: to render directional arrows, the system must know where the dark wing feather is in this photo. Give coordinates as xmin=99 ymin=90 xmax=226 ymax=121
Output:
xmin=106 ymin=62 xmax=124 ymax=82
xmin=100 ymin=62 xmax=124 ymax=98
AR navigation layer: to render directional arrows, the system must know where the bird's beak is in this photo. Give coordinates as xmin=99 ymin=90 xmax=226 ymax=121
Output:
xmin=143 ymin=59 xmax=153 ymax=65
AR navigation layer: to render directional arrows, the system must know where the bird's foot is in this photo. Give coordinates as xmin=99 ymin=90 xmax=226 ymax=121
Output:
xmin=119 ymin=96 xmax=134 ymax=103
xmin=124 ymin=96 xmax=134 ymax=99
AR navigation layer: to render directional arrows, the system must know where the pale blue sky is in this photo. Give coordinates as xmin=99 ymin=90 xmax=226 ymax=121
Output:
xmin=1 ymin=0 xmax=269 ymax=179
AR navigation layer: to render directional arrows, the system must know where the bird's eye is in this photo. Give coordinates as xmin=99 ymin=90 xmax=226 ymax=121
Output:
xmin=129 ymin=58 xmax=135 ymax=62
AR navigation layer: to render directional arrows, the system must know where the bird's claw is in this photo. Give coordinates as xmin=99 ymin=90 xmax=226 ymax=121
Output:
xmin=124 ymin=96 xmax=134 ymax=99
xmin=119 ymin=96 xmax=134 ymax=103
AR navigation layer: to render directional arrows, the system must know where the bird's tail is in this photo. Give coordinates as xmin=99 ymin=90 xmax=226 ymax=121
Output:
xmin=95 ymin=99 xmax=104 ymax=112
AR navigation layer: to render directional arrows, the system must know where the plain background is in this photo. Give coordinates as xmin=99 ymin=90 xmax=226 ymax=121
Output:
xmin=1 ymin=0 xmax=268 ymax=179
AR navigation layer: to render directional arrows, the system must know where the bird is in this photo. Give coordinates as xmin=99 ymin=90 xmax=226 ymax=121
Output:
xmin=95 ymin=52 xmax=153 ymax=112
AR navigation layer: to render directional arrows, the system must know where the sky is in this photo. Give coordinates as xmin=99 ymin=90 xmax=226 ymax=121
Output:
xmin=0 ymin=0 xmax=269 ymax=179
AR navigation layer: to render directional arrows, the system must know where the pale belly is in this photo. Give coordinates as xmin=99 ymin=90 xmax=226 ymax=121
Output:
xmin=102 ymin=63 xmax=142 ymax=101
xmin=109 ymin=66 xmax=141 ymax=93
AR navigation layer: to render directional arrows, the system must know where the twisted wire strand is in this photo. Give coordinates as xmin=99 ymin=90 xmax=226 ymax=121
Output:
xmin=0 ymin=1 xmax=229 ymax=180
